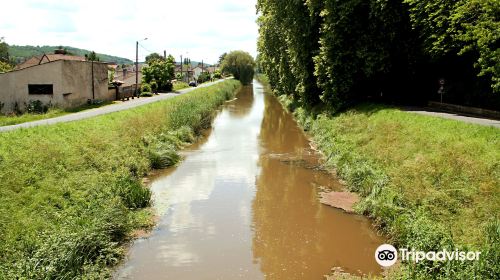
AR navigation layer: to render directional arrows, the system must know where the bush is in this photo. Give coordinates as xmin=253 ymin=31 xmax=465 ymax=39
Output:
xmin=197 ymin=72 xmax=211 ymax=84
xmin=150 ymin=80 xmax=158 ymax=93
xmin=213 ymin=70 xmax=222 ymax=79
xmin=173 ymin=82 xmax=189 ymax=91
xmin=140 ymin=83 xmax=152 ymax=94
xmin=140 ymin=92 xmax=153 ymax=97
xmin=25 ymin=100 xmax=49 ymax=114
xmin=162 ymin=81 xmax=173 ymax=92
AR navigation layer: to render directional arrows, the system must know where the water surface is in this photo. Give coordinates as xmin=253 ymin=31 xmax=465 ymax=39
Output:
xmin=116 ymin=81 xmax=384 ymax=279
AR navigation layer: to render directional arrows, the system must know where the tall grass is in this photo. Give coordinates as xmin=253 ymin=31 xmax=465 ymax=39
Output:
xmin=0 ymin=79 xmax=240 ymax=279
xmin=0 ymin=101 xmax=114 ymax=127
xmin=173 ymin=81 xmax=189 ymax=91
xmin=258 ymin=72 xmax=500 ymax=279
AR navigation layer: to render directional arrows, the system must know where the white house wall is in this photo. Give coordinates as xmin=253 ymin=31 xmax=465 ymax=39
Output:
xmin=0 ymin=60 xmax=112 ymax=114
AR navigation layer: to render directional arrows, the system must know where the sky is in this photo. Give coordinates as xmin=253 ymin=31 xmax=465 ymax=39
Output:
xmin=0 ymin=0 xmax=259 ymax=64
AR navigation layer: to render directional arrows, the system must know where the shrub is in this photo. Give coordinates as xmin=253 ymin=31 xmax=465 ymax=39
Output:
xmin=25 ymin=100 xmax=49 ymax=114
xmin=140 ymin=83 xmax=152 ymax=94
xmin=150 ymin=80 xmax=158 ymax=93
xmin=140 ymin=92 xmax=153 ymax=97
xmin=173 ymin=82 xmax=189 ymax=91
xmin=197 ymin=72 xmax=211 ymax=84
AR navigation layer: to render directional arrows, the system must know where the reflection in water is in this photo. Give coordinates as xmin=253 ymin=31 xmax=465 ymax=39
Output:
xmin=227 ymin=85 xmax=254 ymax=118
xmin=252 ymin=94 xmax=383 ymax=279
xmin=115 ymin=81 xmax=384 ymax=280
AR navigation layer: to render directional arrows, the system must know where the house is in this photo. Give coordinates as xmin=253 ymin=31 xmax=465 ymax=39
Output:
xmin=192 ymin=66 xmax=204 ymax=80
xmin=15 ymin=53 xmax=87 ymax=70
xmin=206 ymin=66 xmax=218 ymax=74
xmin=113 ymin=67 xmax=142 ymax=87
xmin=174 ymin=65 xmax=194 ymax=82
xmin=0 ymin=59 xmax=112 ymax=114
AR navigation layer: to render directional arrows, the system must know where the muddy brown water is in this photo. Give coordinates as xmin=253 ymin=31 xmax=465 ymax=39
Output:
xmin=115 ymin=81 xmax=385 ymax=279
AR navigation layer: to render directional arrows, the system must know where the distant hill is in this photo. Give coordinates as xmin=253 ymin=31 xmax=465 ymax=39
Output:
xmin=8 ymin=45 xmax=133 ymax=65
xmin=176 ymin=61 xmax=214 ymax=68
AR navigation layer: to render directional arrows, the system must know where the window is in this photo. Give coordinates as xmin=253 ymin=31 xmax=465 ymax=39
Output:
xmin=28 ymin=84 xmax=53 ymax=95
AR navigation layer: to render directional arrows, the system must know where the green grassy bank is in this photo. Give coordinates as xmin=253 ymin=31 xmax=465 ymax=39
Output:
xmin=257 ymin=75 xmax=499 ymax=279
xmin=0 ymin=101 xmax=114 ymax=127
xmin=0 ymin=79 xmax=240 ymax=279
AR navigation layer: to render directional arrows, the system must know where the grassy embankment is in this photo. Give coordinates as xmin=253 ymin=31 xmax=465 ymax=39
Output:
xmin=0 ymin=101 xmax=114 ymax=127
xmin=0 ymin=79 xmax=240 ymax=279
xmin=173 ymin=81 xmax=189 ymax=91
xmin=257 ymin=75 xmax=499 ymax=279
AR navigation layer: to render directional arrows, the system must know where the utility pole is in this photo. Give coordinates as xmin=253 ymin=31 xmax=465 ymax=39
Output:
xmin=180 ymin=55 xmax=183 ymax=82
xmin=135 ymin=40 xmax=138 ymax=98
xmin=135 ymin=38 xmax=148 ymax=98
xmin=164 ymin=50 xmax=166 ymax=60
xmin=91 ymin=59 xmax=95 ymax=100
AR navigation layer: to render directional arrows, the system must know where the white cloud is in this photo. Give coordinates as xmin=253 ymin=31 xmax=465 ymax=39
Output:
xmin=1 ymin=0 xmax=258 ymax=63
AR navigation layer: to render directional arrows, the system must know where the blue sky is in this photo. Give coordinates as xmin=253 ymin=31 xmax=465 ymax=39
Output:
xmin=0 ymin=0 xmax=258 ymax=64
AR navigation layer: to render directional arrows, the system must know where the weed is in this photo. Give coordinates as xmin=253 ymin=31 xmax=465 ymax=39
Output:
xmin=0 ymin=79 xmax=240 ymax=278
xmin=264 ymin=68 xmax=500 ymax=279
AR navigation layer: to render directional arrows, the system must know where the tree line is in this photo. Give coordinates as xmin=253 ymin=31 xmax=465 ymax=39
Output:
xmin=257 ymin=0 xmax=500 ymax=111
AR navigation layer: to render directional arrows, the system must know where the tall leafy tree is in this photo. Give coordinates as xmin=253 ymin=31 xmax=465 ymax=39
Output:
xmin=85 ymin=51 xmax=100 ymax=62
xmin=405 ymin=0 xmax=500 ymax=92
xmin=257 ymin=0 xmax=322 ymax=106
xmin=218 ymin=52 xmax=227 ymax=65
xmin=313 ymin=0 xmax=416 ymax=109
xmin=142 ymin=54 xmax=175 ymax=91
xmin=221 ymin=51 xmax=255 ymax=85
xmin=0 ymin=37 xmax=10 ymax=63
xmin=145 ymin=52 xmax=163 ymax=63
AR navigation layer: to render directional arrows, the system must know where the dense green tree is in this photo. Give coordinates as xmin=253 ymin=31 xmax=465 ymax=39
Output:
xmin=257 ymin=0 xmax=499 ymax=110
xmin=142 ymin=54 xmax=175 ymax=91
xmin=218 ymin=52 xmax=227 ymax=65
xmin=312 ymin=0 xmax=415 ymax=109
xmin=256 ymin=9 xmax=295 ymax=98
xmin=197 ymin=72 xmax=210 ymax=84
xmin=85 ymin=51 xmax=100 ymax=61
xmin=145 ymin=52 xmax=163 ymax=63
xmin=405 ymin=0 xmax=500 ymax=92
xmin=221 ymin=51 xmax=255 ymax=85
xmin=0 ymin=37 xmax=9 ymax=63
xmin=257 ymin=0 xmax=322 ymax=106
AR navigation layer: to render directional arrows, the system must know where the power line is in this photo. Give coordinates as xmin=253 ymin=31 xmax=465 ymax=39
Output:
xmin=138 ymin=43 xmax=155 ymax=54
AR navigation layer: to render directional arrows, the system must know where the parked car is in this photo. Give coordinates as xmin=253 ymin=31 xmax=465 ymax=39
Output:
xmin=189 ymin=81 xmax=197 ymax=87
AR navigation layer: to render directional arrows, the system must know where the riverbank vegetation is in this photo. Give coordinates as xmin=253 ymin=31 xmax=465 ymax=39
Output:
xmin=173 ymin=81 xmax=189 ymax=91
xmin=141 ymin=55 xmax=176 ymax=93
xmin=0 ymin=79 xmax=240 ymax=278
xmin=256 ymin=0 xmax=500 ymax=110
xmin=256 ymin=1 xmax=499 ymax=277
xmin=257 ymin=75 xmax=499 ymax=279
xmin=0 ymin=101 xmax=114 ymax=127
xmin=221 ymin=50 xmax=255 ymax=85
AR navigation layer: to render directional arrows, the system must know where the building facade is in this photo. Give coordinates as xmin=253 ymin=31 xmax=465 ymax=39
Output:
xmin=0 ymin=60 xmax=112 ymax=114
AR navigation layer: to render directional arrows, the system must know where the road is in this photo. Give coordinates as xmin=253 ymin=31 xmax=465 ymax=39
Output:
xmin=0 ymin=79 xmax=227 ymax=133
xmin=403 ymin=107 xmax=500 ymax=128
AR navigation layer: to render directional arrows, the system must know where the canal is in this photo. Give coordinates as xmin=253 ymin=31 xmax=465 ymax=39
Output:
xmin=115 ymin=81 xmax=384 ymax=279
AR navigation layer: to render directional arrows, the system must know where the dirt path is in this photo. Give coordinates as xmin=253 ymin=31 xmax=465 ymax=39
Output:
xmin=0 ymin=79 xmax=227 ymax=133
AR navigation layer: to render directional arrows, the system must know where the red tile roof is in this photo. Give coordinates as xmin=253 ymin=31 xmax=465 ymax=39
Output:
xmin=15 ymin=54 xmax=87 ymax=70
